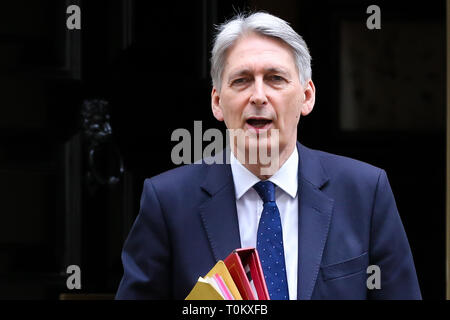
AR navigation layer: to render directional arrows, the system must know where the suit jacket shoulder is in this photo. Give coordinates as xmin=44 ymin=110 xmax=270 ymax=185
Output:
xmin=307 ymin=146 xmax=383 ymax=184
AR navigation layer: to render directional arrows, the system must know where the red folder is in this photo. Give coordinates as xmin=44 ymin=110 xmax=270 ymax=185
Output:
xmin=224 ymin=248 xmax=270 ymax=300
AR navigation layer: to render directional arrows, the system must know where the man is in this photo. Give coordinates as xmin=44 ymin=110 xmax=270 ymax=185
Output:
xmin=116 ymin=12 xmax=421 ymax=299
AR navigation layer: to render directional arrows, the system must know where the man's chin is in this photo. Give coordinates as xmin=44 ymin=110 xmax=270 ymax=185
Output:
xmin=243 ymin=139 xmax=279 ymax=165
xmin=229 ymin=128 xmax=281 ymax=165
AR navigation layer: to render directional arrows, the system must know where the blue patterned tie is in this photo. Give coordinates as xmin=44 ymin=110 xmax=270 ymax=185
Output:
xmin=254 ymin=180 xmax=289 ymax=300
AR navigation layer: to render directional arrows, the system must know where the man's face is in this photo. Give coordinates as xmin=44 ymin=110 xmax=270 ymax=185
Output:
xmin=211 ymin=32 xmax=315 ymax=163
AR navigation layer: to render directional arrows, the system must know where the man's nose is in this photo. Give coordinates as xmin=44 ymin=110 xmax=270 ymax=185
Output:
xmin=250 ymin=78 xmax=268 ymax=106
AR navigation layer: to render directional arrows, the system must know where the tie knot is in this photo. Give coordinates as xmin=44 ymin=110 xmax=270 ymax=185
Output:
xmin=253 ymin=181 xmax=276 ymax=203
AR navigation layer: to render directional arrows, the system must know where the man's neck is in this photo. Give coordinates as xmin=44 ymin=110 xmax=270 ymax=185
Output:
xmin=233 ymin=142 xmax=296 ymax=180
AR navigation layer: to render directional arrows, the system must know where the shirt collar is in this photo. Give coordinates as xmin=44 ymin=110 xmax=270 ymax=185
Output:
xmin=230 ymin=147 xmax=299 ymax=200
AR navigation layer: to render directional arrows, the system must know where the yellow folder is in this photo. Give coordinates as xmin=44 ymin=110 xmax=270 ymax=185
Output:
xmin=205 ymin=261 xmax=243 ymax=300
xmin=185 ymin=260 xmax=243 ymax=300
xmin=185 ymin=277 xmax=224 ymax=300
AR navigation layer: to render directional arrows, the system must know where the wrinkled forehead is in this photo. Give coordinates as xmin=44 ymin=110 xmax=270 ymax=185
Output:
xmin=222 ymin=32 xmax=298 ymax=77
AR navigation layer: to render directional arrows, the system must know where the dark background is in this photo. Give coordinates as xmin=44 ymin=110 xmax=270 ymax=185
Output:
xmin=0 ymin=0 xmax=445 ymax=299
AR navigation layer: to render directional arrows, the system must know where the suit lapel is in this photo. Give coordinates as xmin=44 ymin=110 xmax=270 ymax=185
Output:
xmin=296 ymin=142 xmax=334 ymax=300
xmin=199 ymin=149 xmax=241 ymax=261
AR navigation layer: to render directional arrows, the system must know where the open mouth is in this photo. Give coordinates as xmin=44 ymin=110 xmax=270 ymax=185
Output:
xmin=245 ymin=118 xmax=273 ymax=132
xmin=246 ymin=118 xmax=272 ymax=128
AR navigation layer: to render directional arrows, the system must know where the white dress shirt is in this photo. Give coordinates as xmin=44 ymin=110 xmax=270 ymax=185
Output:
xmin=230 ymin=148 xmax=299 ymax=300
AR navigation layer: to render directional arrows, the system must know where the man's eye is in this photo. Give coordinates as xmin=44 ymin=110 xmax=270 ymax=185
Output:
xmin=269 ymin=75 xmax=284 ymax=82
xmin=232 ymin=78 xmax=248 ymax=85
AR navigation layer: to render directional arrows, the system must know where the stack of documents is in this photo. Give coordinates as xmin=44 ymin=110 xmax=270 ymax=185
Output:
xmin=185 ymin=247 xmax=270 ymax=300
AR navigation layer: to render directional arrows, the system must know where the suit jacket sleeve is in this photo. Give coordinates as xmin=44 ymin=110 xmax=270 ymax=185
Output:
xmin=368 ymin=169 xmax=422 ymax=299
xmin=115 ymin=179 xmax=171 ymax=299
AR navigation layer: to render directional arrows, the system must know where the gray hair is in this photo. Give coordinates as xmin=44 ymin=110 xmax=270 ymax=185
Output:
xmin=210 ymin=11 xmax=312 ymax=91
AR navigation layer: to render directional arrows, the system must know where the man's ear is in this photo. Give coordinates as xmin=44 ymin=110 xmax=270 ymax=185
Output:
xmin=211 ymin=87 xmax=224 ymax=121
xmin=301 ymin=79 xmax=316 ymax=116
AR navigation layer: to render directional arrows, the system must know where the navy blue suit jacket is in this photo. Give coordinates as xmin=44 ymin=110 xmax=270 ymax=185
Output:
xmin=116 ymin=142 xmax=421 ymax=299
